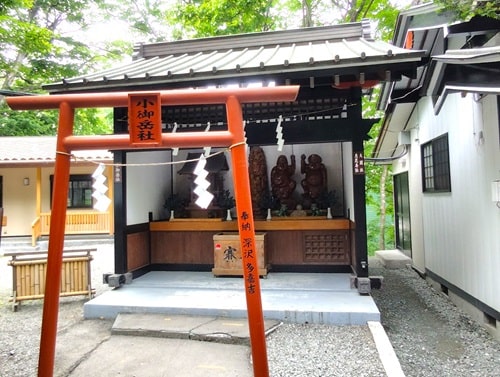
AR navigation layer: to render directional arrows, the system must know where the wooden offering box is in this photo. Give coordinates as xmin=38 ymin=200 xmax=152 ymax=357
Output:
xmin=212 ymin=232 xmax=268 ymax=277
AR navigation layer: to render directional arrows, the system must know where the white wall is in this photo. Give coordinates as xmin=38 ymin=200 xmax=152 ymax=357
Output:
xmin=0 ymin=167 xmax=37 ymax=236
xmin=1 ymin=165 xmax=112 ymax=236
xmin=417 ymin=94 xmax=500 ymax=312
xmin=126 ymin=150 xmax=172 ymax=224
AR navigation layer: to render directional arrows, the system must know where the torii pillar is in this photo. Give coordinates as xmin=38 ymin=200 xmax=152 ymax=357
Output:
xmin=7 ymin=86 xmax=299 ymax=377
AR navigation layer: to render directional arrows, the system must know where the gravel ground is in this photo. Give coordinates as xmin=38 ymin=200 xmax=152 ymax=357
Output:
xmin=369 ymin=258 xmax=500 ymax=377
xmin=1 ymin=241 xmax=499 ymax=377
xmin=267 ymin=323 xmax=386 ymax=376
xmin=0 ymin=238 xmax=115 ymax=377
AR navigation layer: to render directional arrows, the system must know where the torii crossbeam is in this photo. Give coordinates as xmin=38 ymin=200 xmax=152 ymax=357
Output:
xmin=7 ymin=86 xmax=299 ymax=377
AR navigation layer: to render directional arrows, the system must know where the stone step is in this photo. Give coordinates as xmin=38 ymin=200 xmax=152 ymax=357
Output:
xmin=375 ymin=249 xmax=412 ymax=269
xmin=111 ymin=313 xmax=281 ymax=345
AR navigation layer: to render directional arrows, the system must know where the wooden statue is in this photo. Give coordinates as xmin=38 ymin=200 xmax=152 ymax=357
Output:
xmin=301 ymin=153 xmax=327 ymax=200
xmin=248 ymin=146 xmax=269 ymax=218
xmin=271 ymin=154 xmax=296 ymax=209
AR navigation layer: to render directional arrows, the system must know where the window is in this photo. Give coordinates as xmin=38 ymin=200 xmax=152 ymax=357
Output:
xmin=51 ymin=175 xmax=93 ymax=208
xmin=421 ymin=134 xmax=451 ymax=192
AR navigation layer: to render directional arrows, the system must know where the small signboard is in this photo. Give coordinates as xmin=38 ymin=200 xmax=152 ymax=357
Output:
xmin=354 ymin=151 xmax=365 ymax=175
xmin=128 ymin=93 xmax=162 ymax=145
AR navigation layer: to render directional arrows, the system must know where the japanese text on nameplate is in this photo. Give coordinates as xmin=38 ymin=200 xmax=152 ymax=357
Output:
xmin=354 ymin=152 xmax=365 ymax=175
xmin=128 ymin=93 xmax=162 ymax=145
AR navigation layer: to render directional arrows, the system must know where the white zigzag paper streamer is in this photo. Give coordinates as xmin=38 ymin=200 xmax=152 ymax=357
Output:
xmin=92 ymin=163 xmax=111 ymax=212
xmin=276 ymin=115 xmax=284 ymax=151
xmin=172 ymin=123 xmax=179 ymax=156
xmin=193 ymin=155 xmax=213 ymax=209
xmin=203 ymin=122 xmax=211 ymax=157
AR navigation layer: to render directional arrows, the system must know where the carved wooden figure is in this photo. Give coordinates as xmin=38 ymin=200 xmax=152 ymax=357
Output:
xmin=248 ymin=146 xmax=269 ymax=218
xmin=301 ymin=154 xmax=327 ymax=200
xmin=271 ymin=154 xmax=296 ymax=209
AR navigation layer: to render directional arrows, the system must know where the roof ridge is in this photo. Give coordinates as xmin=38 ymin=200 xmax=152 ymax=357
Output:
xmin=134 ymin=22 xmax=369 ymax=59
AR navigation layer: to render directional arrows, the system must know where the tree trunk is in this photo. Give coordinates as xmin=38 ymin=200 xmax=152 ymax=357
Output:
xmin=2 ymin=5 xmax=40 ymax=89
xmin=302 ymin=0 xmax=313 ymax=27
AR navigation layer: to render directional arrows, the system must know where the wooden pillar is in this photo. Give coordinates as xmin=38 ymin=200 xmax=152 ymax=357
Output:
xmin=37 ymin=102 xmax=74 ymax=376
xmin=351 ymin=91 xmax=369 ymax=278
xmin=36 ymin=167 xmax=42 ymax=218
xmin=113 ymin=151 xmax=127 ymax=274
xmin=226 ymin=95 xmax=269 ymax=377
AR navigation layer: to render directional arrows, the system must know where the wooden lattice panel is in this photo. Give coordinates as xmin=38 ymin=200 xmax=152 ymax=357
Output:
xmin=303 ymin=232 xmax=348 ymax=263
xmin=7 ymin=249 xmax=96 ymax=311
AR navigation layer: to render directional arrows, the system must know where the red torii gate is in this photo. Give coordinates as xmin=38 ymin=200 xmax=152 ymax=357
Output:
xmin=7 ymin=86 xmax=299 ymax=377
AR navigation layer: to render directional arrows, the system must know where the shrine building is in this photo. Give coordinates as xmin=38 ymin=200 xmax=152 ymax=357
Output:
xmin=42 ymin=20 xmax=424 ymax=291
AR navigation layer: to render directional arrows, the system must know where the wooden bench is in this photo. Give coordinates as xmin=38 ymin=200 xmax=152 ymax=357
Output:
xmin=5 ymin=248 xmax=96 ymax=311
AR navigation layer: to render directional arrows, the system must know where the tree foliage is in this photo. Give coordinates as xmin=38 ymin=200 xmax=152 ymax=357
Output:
xmin=0 ymin=0 xmax=122 ymax=136
xmin=168 ymin=0 xmax=276 ymax=39
xmin=433 ymin=0 xmax=499 ymax=20
xmin=278 ymin=0 xmax=400 ymax=38
xmin=363 ymin=87 xmax=395 ymax=253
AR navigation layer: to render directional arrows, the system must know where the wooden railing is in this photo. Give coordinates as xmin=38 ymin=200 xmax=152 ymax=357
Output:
xmin=31 ymin=211 xmax=112 ymax=246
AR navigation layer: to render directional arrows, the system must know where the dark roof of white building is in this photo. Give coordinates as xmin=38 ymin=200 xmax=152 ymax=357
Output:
xmin=373 ymin=7 xmax=500 ymax=160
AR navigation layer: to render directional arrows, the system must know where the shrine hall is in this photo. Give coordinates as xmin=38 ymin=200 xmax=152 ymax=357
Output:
xmin=42 ymin=21 xmax=424 ymax=298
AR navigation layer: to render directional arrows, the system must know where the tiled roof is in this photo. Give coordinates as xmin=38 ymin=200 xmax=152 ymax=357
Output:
xmin=0 ymin=136 xmax=113 ymax=166
xmin=44 ymin=21 xmax=425 ymax=93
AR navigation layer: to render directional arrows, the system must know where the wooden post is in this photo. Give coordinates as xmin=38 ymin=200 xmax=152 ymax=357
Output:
xmin=38 ymin=101 xmax=74 ymax=377
xmin=226 ymin=95 xmax=269 ymax=377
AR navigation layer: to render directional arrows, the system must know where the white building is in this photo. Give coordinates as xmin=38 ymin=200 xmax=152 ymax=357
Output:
xmin=374 ymin=4 xmax=500 ymax=339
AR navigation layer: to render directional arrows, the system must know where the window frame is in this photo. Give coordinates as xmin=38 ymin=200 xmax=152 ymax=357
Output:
xmin=421 ymin=133 xmax=451 ymax=193
xmin=50 ymin=174 xmax=94 ymax=209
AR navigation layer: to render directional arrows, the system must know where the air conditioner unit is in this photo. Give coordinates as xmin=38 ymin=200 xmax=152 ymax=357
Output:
xmin=398 ymin=131 xmax=411 ymax=145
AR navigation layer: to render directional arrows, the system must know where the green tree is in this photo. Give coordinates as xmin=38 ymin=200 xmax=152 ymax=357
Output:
xmin=168 ymin=0 xmax=276 ymax=39
xmin=0 ymin=0 xmax=121 ymax=136
xmin=279 ymin=0 xmax=400 ymax=38
xmin=363 ymin=87 xmax=395 ymax=254
xmin=433 ymin=0 xmax=499 ymax=20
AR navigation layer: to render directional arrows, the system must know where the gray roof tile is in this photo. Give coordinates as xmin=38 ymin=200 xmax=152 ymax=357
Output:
xmin=45 ymin=21 xmax=425 ymax=93
xmin=0 ymin=136 xmax=113 ymax=166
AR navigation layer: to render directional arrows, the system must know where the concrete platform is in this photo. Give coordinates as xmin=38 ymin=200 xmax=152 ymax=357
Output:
xmin=84 ymin=271 xmax=380 ymax=325
xmin=375 ymin=249 xmax=412 ymax=269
